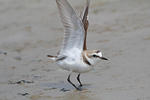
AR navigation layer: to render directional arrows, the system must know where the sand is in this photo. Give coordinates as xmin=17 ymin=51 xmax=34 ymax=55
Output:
xmin=0 ymin=0 xmax=150 ymax=100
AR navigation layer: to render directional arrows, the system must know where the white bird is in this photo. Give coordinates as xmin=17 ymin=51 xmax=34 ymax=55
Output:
xmin=47 ymin=0 xmax=108 ymax=90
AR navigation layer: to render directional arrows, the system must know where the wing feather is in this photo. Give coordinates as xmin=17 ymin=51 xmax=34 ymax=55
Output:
xmin=82 ymin=0 xmax=90 ymax=50
xmin=56 ymin=0 xmax=85 ymax=56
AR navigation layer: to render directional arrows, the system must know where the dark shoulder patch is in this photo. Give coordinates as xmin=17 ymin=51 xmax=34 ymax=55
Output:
xmin=82 ymin=53 xmax=91 ymax=66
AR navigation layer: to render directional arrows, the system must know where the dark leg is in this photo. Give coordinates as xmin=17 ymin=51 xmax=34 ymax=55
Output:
xmin=77 ymin=74 xmax=82 ymax=87
xmin=67 ymin=74 xmax=81 ymax=90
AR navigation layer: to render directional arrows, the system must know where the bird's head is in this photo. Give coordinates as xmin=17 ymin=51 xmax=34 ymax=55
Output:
xmin=85 ymin=50 xmax=108 ymax=65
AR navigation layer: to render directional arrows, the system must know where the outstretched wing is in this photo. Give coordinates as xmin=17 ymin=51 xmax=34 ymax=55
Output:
xmin=82 ymin=0 xmax=90 ymax=50
xmin=56 ymin=0 xmax=85 ymax=57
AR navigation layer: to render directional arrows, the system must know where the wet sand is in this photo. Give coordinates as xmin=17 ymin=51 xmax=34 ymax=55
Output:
xmin=0 ymin=0 xmax=150 ymax=100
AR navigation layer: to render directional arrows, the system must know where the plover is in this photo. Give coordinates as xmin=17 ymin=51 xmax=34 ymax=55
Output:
xmin=47 ymin=0 xmax=108 ymax=90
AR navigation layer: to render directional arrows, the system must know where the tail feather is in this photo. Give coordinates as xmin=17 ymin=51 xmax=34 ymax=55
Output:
xmin=47 ymin=55 xmax=57 ymax=61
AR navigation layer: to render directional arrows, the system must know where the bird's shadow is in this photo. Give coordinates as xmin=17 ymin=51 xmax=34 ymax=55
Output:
xmin=40 ymin=81 xmax=91 ymax=92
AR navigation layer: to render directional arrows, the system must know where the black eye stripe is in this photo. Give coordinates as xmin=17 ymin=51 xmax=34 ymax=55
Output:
xmin=93 ymin=55 xmax=98 ymax=57
xmin=93 ymin=55 xmax=96 ymax=57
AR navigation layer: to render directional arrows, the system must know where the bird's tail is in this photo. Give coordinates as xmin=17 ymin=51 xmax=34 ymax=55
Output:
xmin=47 ymin=55 xmax=57 ymax=61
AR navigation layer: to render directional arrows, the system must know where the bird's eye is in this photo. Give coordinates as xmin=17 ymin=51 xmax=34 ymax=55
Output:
xmin=93 ymin=55 xmax=97 ymax=57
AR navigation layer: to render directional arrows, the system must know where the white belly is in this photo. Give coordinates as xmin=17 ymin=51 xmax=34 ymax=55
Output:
xmin=56 ymin=57 xmax=93 ymax=73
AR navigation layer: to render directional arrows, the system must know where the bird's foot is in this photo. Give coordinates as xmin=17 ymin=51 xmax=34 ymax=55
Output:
xmin=76 ymin=87 xmax=82 ymax=91
xmin=79 ymin=84 xmax=83 ymax=87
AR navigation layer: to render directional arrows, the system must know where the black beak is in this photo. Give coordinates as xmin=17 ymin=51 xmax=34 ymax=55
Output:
xmin=99 ymin=57 xmax=108 ymax=60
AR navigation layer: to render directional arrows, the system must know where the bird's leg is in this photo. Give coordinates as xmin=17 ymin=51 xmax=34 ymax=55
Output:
xmin=77 ymin=74 xmax=83 ymax=87
xmin=67 ymin=74 xmax=81 ymax=90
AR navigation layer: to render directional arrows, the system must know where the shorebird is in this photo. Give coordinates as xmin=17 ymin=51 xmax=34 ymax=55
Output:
xmin=47 ymin=0 xmax=108 ymax=90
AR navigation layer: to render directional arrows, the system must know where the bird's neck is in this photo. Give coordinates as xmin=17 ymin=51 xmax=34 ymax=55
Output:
xmin=82 ymin=51 xmax=94 ymax=66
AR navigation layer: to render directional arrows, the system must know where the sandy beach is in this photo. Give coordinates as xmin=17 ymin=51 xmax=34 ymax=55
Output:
xmin=0 ymin=0 xmax=150 ymax=100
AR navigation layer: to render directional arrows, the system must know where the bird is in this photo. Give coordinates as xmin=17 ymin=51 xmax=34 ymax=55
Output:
xmin=47 ymin=0 xmax=108 ymax=90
